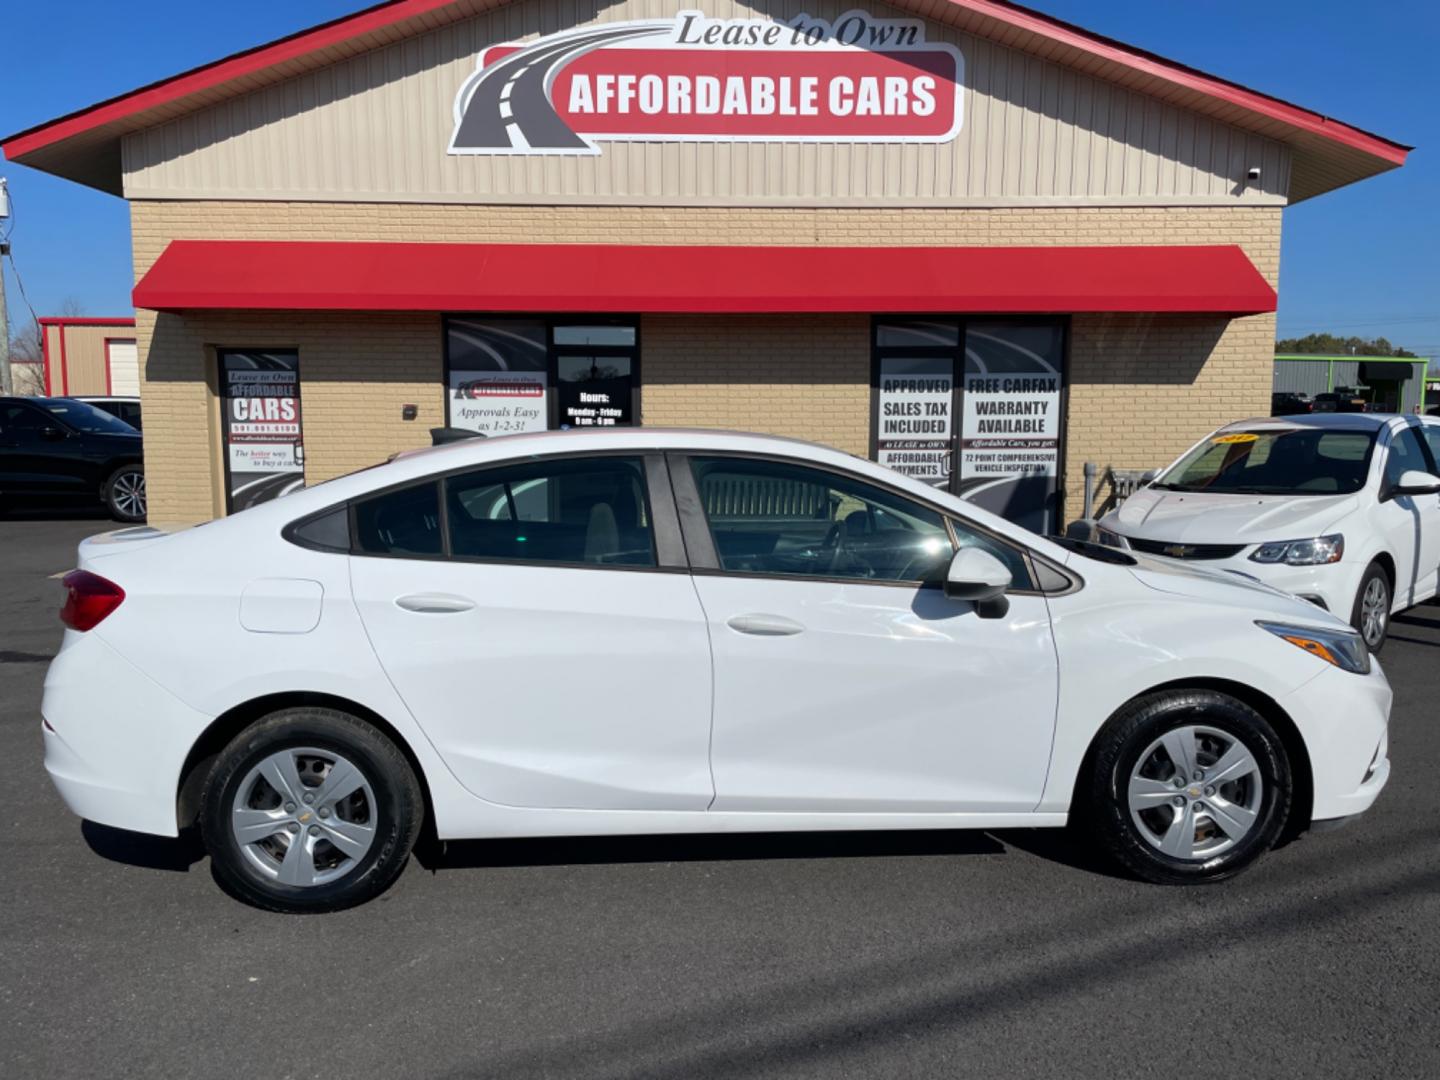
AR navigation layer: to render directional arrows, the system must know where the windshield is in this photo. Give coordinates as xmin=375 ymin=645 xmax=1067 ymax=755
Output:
xmin=1156 ymin=428 xmax=1376 ymax=496
xmin=41 ymin=399 xmax=138 ymax=435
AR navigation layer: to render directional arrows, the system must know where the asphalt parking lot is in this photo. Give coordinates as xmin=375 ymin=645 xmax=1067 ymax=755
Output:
xmin=2 ymin=516 xmax=1437 ymax=1080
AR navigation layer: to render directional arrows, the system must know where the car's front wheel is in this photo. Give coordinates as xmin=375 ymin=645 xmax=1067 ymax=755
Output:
xmin=1350 ymin=561 xmax=1392 ymax=652
xmin=103 ymin=464 xmax=147 ymax=522
xmin=1080 ymin=690 xmax=1291 ymax=884
xmin=200 ymin=708 xmax=423 ymax=912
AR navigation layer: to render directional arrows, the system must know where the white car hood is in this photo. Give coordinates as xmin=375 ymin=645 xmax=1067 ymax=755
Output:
xmin=1122 ymin=553 xmax=1351 ymax=629
xmin=1104 ymin=487 xmax=1357 ymax=545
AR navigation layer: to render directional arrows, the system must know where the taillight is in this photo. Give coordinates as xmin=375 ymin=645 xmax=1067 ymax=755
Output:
xmin=60 ymin=570 xmax=125 ymax=631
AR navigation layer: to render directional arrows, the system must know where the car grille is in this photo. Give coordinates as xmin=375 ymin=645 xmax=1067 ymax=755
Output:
xmin=1123 ymin=537 xmax=1247 ymax=561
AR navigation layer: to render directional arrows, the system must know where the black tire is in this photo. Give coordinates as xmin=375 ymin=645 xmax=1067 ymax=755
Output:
xmin=102 ymin=464 xmax=147 ymax=523
xmin=1349 ymin=561 xmax=1392 ymax=653
xmin=200 ymin=708 xmax=423 ymax=913
xmin=1079 ymin=690 xmax=1291 ymax=885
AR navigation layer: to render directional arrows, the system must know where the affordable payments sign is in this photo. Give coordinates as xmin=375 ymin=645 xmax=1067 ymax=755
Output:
xmin=450 ymin=10 xmax=963 ymax=154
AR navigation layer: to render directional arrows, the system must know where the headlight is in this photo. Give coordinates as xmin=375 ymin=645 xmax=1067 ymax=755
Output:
xmin=1249 ymin=534 xmax=1343 ymax=566
xmin=1256 ymin=620 xmax=1370 ymax=675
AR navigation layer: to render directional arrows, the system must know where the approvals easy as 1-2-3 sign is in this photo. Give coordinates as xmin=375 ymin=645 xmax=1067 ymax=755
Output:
xmin=449 ymin=10 xmax=963 ymax=154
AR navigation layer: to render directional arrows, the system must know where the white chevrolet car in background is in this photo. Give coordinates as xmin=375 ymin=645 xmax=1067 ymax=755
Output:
xmin=43 ymin=430 xmax=1390 ymax=912
xmin=1101 ymin=414 xmax=1440 ymax=650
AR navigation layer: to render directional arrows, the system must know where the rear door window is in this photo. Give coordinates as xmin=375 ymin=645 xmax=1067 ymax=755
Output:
xmin=445 ymin=456 xmax=655 ymax=566
xmin=352 ymin=482 xmax=442 ymax=557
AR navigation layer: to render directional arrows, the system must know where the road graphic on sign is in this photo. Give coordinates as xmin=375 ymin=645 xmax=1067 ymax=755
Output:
xmin=450 ymin=23 xmax=670 ymax=153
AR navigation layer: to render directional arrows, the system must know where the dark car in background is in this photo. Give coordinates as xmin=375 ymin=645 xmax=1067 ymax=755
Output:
xmin=0 ymin=397 xmax=146 ymax=521
xmin=73 ymin=395 xmax=142 ymax=430
xmin=1270 ymin=391 xmax=1313 ymax=416
xmin=1312 ymin=388 xmax=1369 ymax=414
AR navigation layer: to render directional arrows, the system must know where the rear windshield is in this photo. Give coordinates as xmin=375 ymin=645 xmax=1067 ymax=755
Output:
xmin=41 ymin=399 xmax=138 ymax=435
xmin=1156 ymin=429 xmax=1376 ymax=496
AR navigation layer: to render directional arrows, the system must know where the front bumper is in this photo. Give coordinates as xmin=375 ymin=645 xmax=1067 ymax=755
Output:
xmin=42 ymin=630 xmax=214 ymax=838
xmin=1280 ymin=661 xmax=1392 ymax=823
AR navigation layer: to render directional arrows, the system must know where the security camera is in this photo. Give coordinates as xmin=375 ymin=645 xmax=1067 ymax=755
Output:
xmin=1246 ymin=166 xmax=1262 ymax=181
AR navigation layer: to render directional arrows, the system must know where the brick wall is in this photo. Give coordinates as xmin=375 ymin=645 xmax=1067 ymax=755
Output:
xmin=131 ymin=201 xmax=1280 ymax=524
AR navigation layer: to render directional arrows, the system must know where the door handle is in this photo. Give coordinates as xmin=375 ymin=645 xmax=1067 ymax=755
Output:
xmin=726 ymin=613 xmax=805 ymax=637
xmin=395 ymin=593 xmax=475 ymax=614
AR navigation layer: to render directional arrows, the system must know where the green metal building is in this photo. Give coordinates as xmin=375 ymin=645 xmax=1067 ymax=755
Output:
xmin=1273 ymin=354 xmax=1429 ymax=413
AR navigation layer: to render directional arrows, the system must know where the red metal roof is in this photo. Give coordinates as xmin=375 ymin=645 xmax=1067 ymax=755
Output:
xmin=131 ymin=240 xmax=1278 ymax=315
xmin=37 ymin=317 xmax=136 ymax=328
xmin=0 ymin=0 xmax=1409 ymax=202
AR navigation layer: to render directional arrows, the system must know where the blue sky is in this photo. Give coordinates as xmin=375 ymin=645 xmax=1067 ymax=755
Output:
xmin=2 ymin=0 xmax=1435 ymax=359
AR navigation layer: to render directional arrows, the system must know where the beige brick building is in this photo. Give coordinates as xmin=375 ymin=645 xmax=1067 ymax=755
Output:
xmin=2 ymin=0 xmax=1407 ymax=528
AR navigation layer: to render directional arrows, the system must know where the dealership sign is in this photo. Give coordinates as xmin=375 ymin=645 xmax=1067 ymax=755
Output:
xmin=450 ymin=10 xmax=963 ymax=154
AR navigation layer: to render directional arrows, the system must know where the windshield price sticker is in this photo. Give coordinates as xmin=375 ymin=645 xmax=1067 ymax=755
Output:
xmin=1212 ymin=433 xmax=1260 ymax=445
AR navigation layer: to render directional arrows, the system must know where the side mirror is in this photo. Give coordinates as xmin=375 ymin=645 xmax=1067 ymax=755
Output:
xmin=944 ymin=547 xmax=1012 ymax=619
xmin=1388 ymin=469 xmax=1440 ymax=499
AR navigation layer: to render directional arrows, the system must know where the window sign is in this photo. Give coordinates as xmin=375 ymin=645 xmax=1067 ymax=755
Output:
xmin=558 ymin=356 xmax=635 ymax=428
xmin=446 ymin=319 xmax=549 ymax=436
xmin=957 ymin=323 xmax=1064 ymax=533
xmin=220 ymin=350 xmax=304 ymax=512
xmin=876 ymin=356 xmax=952 ymax=488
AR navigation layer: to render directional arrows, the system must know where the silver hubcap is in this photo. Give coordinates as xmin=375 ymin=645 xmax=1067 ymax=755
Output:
xmin=1360 ymin=577 xmax=1388 ymax=648
xmin=1128 ymin=725 xmax=1264 ymax=861
xmin=231 ymin=747 xmax=377 ymax=888
xmin=112 ymin=470 xmax=146 ymax=518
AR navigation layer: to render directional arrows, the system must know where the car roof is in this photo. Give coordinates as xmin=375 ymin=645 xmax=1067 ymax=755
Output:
xmin=387 ymin=427 xmax=859 ymax=468
xmin=1218 ymin=413 xmax=1400 ymax=433
xmin=242 ymin=426 xmax=1072 ymax=562
xmin=72 ymin=395 xmax=141 ymax=403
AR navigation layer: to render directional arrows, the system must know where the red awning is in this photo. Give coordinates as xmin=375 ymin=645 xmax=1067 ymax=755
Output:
xmin=132 ymin=241 xmax=1276 ymax=315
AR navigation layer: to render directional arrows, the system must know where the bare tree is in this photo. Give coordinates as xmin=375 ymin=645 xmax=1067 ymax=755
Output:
xmin=7 ymin=319 xmax=44 ymax=394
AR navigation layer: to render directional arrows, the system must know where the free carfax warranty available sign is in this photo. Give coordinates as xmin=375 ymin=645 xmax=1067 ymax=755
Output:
xmin=449 ymin=10 xmax=964 ymax=154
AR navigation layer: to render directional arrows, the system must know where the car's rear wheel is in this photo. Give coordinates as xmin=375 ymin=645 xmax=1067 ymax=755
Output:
xmin=103 ymin=465 xmax=147 ymax=522
xmin=1350 ymin=562 xmax=1392 ymax=652
xmin=200 ymin=708 xmax=423 ymax=912
xmin=1080 ymin=690 xmax=1291 ymax=884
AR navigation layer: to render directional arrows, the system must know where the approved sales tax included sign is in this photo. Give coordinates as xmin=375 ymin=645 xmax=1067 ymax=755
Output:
xmin=450 ymin=10 xmax=963 ymax=154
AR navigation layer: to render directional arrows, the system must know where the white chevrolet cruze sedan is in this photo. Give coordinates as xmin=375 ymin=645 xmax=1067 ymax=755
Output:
xmin=43 ymin=430 xmax=1391 ymax=912
xmin=1100 ymin=414 xmax=1440 ymax=650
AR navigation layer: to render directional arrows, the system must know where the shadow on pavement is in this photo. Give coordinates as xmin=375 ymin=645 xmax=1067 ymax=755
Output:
xmin=440 ymin=825 xmax=1436 ymax=1080
xmin=416 ymin=828 xmax=1006 ymax=872
xmin=0 ymin=505 xmax=111 ymax=522
xmin=81 ymin=820 xmax=205 ymax=872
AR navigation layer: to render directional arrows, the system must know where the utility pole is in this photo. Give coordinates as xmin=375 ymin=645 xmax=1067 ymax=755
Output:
xmin=0 ymin=177 xmax=11 ymax=395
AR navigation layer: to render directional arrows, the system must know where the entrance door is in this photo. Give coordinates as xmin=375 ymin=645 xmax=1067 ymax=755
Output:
xmin=872 ymin=319 xmax=1067 ymax=535
xmin=554 ymin=324 xmax=639 ymax=429
xmin=677 ymin=452 xmax=1060 ymax=813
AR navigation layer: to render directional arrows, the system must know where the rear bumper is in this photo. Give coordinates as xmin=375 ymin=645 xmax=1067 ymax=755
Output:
xmin=42 ymin=631 xmax=214 ymax=838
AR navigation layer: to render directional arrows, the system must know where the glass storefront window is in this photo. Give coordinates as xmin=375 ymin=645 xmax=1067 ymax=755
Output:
xmin=446 ymin=319 xmax=550 ymax=436
xmin=553 ymin=325 xmax=637 ymax=347
xmin=444 ymin=317 xmax=640 ymax=434
xmin=872 ymin=318 xmax=1067 ymax=535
